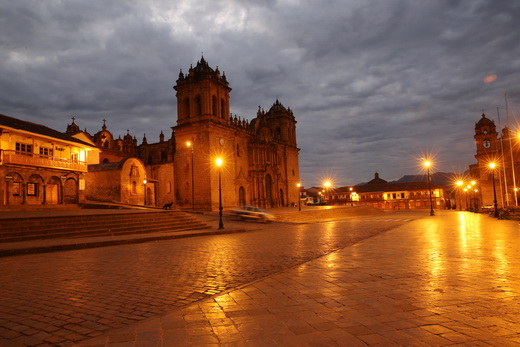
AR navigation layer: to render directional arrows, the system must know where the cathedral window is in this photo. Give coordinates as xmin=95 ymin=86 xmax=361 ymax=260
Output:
xmin=212 ymin=95 xmax=217 ymax=116
xmin=184 ymin=98 xmax=190 ymax=118
xmin=195 ymin=95 xmax=202 ymax=115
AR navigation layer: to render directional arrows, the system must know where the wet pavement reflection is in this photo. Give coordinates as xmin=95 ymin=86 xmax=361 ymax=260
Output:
xmin=0 ymin=212 xmax=417 ymax=346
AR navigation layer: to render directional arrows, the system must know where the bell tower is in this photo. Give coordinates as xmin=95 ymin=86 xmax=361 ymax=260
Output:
xmin=173 ymin=56 xmax=231 ymax=127
xmin=474 ymin=113 xmax=498 ymax=160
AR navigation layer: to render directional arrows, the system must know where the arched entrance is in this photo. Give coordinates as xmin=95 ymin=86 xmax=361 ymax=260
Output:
xmin=4 ymin=172 xmax=24 ymax=205
xmin=146 ymin=187 xmax=154 ymax=206
xmin=238 ymin=186 xmax=246 ymax=206
xmin=279 ymin=188 xmax=284 ymax=207
xmin=46 ymin=176 xmax=62 ymax=205
xmin=64 ymin=178 xmax=78 ymax=204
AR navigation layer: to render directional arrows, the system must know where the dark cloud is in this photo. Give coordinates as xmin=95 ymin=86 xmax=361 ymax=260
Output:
xmin=1 ymin=0 xmax=520 ymax=186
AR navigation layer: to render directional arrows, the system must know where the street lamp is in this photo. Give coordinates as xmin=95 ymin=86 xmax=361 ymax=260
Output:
xmin=423 ymin=159 xmax=435 ymax=216
xmin=324 ymin=181 xmax=331 ymax=204
xmin=186 ymin=141 xmax=195 ymax=211
xmin=297 ymin=183 xmax=302 ymax=211
xmin=143 ymin=179 xmax=147 ymax=206
xmin=489 ymin=162 xmax=499 ymax=218
xmin=216 ymin=157 xmax=224 ymax=229
xmin=474 ymin=188 xmax=479 ymax=213
xmin=470 ymin=180 xmax=476 ymax=212
xmin=456 ymin=180 xmax=463 ymax=210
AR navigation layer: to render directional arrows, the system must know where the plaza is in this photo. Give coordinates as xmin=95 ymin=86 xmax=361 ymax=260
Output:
xmin=1 ymin=208 xmax=520 ymax=346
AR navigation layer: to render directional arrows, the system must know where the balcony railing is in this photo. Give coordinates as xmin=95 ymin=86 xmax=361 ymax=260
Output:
xmin=0 ymin=149 xmax=87 ymax=172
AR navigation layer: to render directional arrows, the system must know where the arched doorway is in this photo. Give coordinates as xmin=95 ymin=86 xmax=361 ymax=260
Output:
xmin=279 ymin=189 xmax=284 ymax=207
xmin=146 ymin=187 xmax=154 ymax=206
xmin=265 ymin=174 xmax=272 ymax=208
xmin=4 ymin=172 xmax=24 ymax=205
xmin=46 ymin=176 xmax=62 ymax=205
xmin=238 ymin=186 xmax=246 ymax=206
xmin=64 ymin=178 xmax=78 ymax=204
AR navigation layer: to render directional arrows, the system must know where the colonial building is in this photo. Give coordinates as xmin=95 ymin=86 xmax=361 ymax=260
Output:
xmin=469 ymin=113 xmax=520 ymax=209
xmin=324 ymin=173 xmax=446 ymax=210
xmin=1 ymin=57 xmax=301 ymax=210
xmin=0 ymin=114 xmax=100 ymax=207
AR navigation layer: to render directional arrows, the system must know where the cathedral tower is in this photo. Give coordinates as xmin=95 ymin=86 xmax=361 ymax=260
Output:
xmin=172 ymin=58 xmax=301 ymax=211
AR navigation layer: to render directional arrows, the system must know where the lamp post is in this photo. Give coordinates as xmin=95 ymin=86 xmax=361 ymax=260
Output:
xmin=143 ymin=179 xmax=147 ymax=206
xmin=297 ymin=183 xmax=302 ymax=211
xmin=470 ymin=180 xmax=476 ymax=212
xmin=216 ymin=157 xmax=224 ymax=229
xmin=474 ymin=188 xmax=479 ymax=213
xmin=186 ymin=141 xmax=195 ymax=211
xmin=490 ymin=162 xmax=499 ymax=218
xmin=456 ymin=180 xmax=463 ymax=210
xmin=424 ymin=160 xmax=435 ymax=216
xmin=324 ymin=181 xmax=331 ymax=205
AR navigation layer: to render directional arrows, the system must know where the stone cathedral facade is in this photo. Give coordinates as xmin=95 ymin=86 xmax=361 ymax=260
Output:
xmin=172 ymin=57 xmax=301 ymax=210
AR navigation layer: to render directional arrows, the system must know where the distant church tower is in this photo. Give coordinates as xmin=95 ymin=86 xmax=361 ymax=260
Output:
xmin=470 ymin=113 xmax=499 ymax=208
xmin=172 ymin=57 xmax=300 ymax=211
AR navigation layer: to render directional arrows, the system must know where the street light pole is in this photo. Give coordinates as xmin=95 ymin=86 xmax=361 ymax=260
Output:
xmin=490 ymin=162 xmax=499 ymax=218
xmin=143 ymin=179 xmax=147 ymax=206
xmin=456 ymin=180 xmax=463 ymax=210
xmin=216 ymin=158 xmax=224 ymax=229
xmin=297 ymin=183 xmax=301 ymax=211
xmin=424 ymin=160 xmax=435 ymax=216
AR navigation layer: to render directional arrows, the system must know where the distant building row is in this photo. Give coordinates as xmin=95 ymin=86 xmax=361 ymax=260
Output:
xmin=304 ymin=172 xmax=447 ymax=210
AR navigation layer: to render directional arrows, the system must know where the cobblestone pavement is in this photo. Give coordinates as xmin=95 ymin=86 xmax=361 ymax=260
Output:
xmin=77 ymin=210 xmax=520 ymax=346
xmin=0 ymin=209 xmax=419 ymax=346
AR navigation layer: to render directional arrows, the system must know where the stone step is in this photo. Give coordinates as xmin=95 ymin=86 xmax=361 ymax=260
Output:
xmin=0 ymin=214 xmax=198 ymax=233
xmin=0 ymin=211 xmax=210 ymax=243
xmin=0 ymin=223 xmax=210 ymax=243
xmin=0 ymin=218 xmax=207 ymax=236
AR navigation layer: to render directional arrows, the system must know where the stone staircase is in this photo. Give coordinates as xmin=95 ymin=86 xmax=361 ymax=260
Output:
xmin=0 ymin=210 xmax=210 ymax=243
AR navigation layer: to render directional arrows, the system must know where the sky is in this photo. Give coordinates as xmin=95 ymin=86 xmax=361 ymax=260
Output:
xmin=1 ymin=0 xmax=520 ymax=187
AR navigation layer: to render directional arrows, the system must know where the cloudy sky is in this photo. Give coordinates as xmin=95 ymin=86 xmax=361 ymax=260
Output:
xmin=2 ymin=0 xmax=520 ymax=186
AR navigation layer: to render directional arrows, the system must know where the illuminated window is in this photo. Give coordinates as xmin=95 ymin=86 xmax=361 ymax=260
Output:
xmin=71 ymin=153 xmax=78 ymax=162
xmin=39 ymin=147 xmax=53 ymax=157
xmin=16 ymin=142 xmax=32 ymax=155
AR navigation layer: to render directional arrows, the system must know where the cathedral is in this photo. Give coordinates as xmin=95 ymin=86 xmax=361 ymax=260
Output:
xmin=469 ymin=113 xmax=520 ymax=209
xmin=61 ymin=57 xmax=301 ymax=211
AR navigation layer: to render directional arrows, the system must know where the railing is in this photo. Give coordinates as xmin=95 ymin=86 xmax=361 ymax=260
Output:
xmin=0 ymin=149 xmax=87 ymax=172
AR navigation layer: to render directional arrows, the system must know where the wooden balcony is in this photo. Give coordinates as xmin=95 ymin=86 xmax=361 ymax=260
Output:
xmin=0 ymin=150 xmax=87 ymax=172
